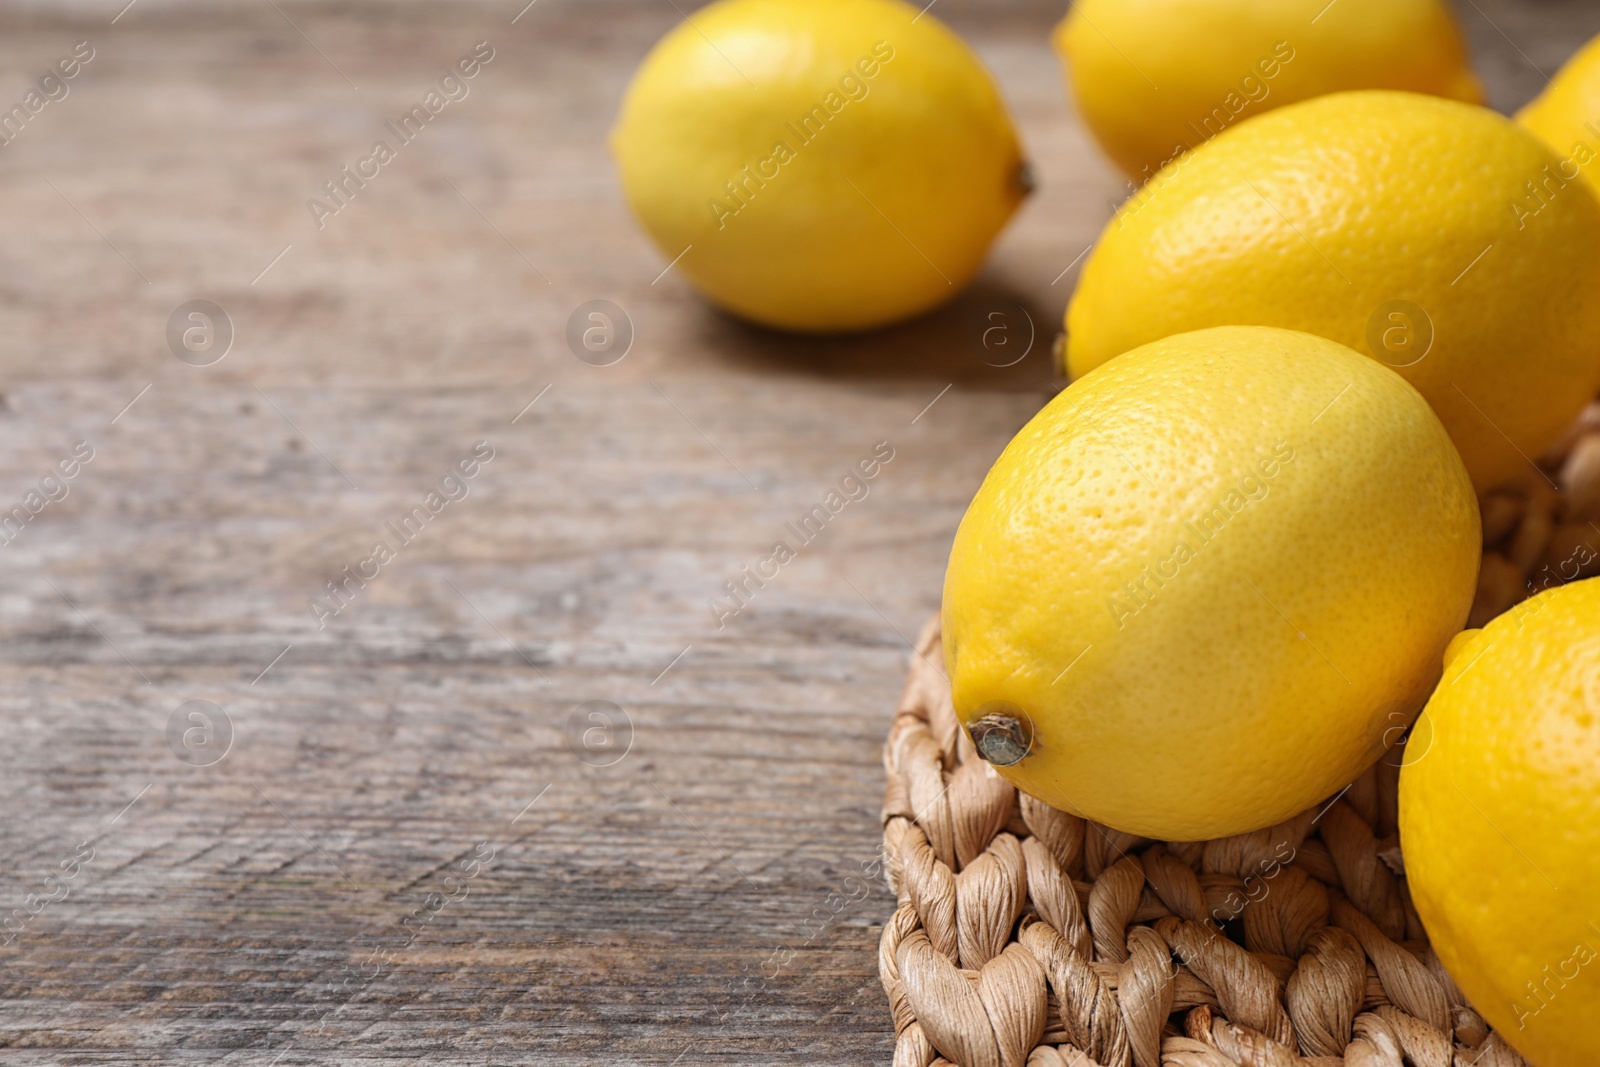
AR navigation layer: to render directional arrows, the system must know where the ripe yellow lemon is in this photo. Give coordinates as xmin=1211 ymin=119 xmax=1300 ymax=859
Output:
xmin=1066 ymin=91 xmax=1600 ymax=493
xmin=1401 ymin=578 xmax=1600 ymax=1067
xmin=944 ymin=326 xmax=1479 ymax=841
xmin=611 ymin=0 xmax=1028 ymax=333
xmin=1519 ymin=34 xmax=1600 ymax=195
xmin=1054 ymin=0 xmax=1483 ymax=181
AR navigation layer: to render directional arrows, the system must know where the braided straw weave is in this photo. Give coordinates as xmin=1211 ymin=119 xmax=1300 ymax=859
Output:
xmin=878 ymin=616 xmax=1531 ymax=1067
xmin=876 ymin=398 xmax=1600 ymax=1067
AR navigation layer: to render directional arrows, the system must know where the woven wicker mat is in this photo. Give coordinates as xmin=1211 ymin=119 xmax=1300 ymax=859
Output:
xmin=875 ymin=402 xmax=1600 ymax=1067
xmin=878 ymin=614 xmax=1531 ymax=1067
xmin=876 ymin=403 xmax=1600 ymax=1067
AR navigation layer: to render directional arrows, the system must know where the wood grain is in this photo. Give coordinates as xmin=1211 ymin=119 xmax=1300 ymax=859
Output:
xmin=0 ymin=1 xmax=1592 ymax=1063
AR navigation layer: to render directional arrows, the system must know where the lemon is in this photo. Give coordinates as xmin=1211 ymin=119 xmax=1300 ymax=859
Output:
xmin=944 ymin=325 xmax=1479 ymax=841
xmin=1519 ymin=33 xmax=1600 ymax=195
xmin=611 ymin=0 xmax=1028 ymax=333
xmin=1066 ymin=91 xmax=1600 ymax=493
xmin=1401 ymin=578 xmax=1600 ymax=1067
xmin=1054 ymin=0 xmax=1483 ymax=181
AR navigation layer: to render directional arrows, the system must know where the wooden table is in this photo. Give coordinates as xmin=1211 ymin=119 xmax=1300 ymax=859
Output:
xmin=0 ymin=1 xmax=1591 ymax=1062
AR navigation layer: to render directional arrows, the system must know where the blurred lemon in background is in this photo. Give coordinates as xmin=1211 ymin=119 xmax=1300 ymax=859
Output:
xmin=1054 ymin=0 xmax=1483 ymax=181
xmin=944 ymin=326 xmax=1479 ymax=840
xmin=1402 ymin=577 xmax=1600 ymax=1067
xmin=1066 ymin=91 xmax=1600 ymax=493
xmin=1519 ymin=32 xmax=1600 ymax=196
xmin=612 ymin=0 xmax=1029 ymax=333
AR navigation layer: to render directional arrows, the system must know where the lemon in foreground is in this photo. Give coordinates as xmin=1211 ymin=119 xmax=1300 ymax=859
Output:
xmin=1054 ymin=0 xmax=1482 ymax=181
xmin=1401 ymin=578 xmax=1600 ymax=1067
xmin=1066 ymin=91 xmax=1600 ymax=493
xmin=611 ymin=0 xmax=1028 ymax=333
xmin=945 ymin=326 xmax=1478 ymax=841
xmin=1519 ymin=33 xmax=1600 ymax=196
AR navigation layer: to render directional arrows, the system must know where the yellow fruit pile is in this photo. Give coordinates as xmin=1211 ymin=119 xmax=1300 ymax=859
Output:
xmin=614 ymin=4 xmax=1600 ymax=1063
